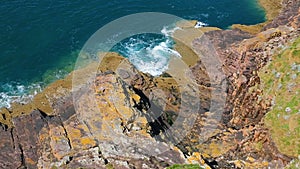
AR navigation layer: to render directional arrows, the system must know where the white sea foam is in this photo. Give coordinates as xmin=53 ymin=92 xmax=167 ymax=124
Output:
xmin=194 ymin=21 xmax=208 ymax=28
xmin=121 ymin=32 xmax=182 ymax=76
xmin=0 ymin=82 xmax=43 ymax=108
xmin=110 ymin=24 xmax=187 ymax=77
xmin=161 ymin=25 xmax=181 ymax=37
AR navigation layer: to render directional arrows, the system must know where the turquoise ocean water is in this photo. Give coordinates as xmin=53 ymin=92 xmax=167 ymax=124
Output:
xmin=0 ymin=0 xmax=265 ymax=107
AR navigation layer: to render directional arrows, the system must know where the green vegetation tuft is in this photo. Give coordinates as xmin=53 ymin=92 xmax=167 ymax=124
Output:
xmin=106 ymin=164 xmax=114 ymax=169
xmin=259 ymin=37 xmax=300 ymax=158
xmin=166 ymin=164 xmax=204 ymax=169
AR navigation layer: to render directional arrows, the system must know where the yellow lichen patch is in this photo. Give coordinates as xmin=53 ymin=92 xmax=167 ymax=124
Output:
xmin=201 ymin=153 xmax=211 ymax=159
xmin=80 ymin=137 xmax=96 ymax=146
xmin=199 ymin=27 xmax=221 ymax=33
xmin=99 ymin=106 xmax=121 ymax=121
xmin=49 ymin=125 xmax=71 ymax=159
xmin=187 ymin=152 xmax=212 ymax=169
xmin=187 ymin=152 xmax=206 ymax=165
xmin=64 ymin=122 xmax=97 ymax=150
xmin=94 ymin=73 xmax=138 ymax=123
xmin=131 ymin=93 xmax=140 ymax=103
xmin=10 ymin=102 xmax=36 ymax=118
xmin=97 ymin=52 xmax=125 ymax=72
xmin=110 ymin=93 xmax=134 ymax=120
xmin=67 ymin=127 xmax=82 ymax=139
xmin=209 ymin=142 xmax=222 ymax=157
xmin=196 ymin=140 xmax=235 ymax=159
xmin=0 ymin=102 xmax=38 ymax=128
xmin=231 ymin=23 xmax=265 ymax=35
xmin=246 ymin=156 xmax=256 ymax=163
xmin=0 ymin=107 xmax=12 ymax=127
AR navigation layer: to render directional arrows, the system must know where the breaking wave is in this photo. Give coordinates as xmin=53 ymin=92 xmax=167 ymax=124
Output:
xmin=110 ymin=26 xmax=182 ymax=76
xmin=0 ymin=81 xmax=43 ymax=108
xmin=0 ymin=69 xmax=69 ymax=109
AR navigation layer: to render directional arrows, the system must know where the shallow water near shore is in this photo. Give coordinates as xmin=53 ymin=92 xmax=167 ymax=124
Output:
xmin=0 ymin=0 xmax=265 ymax=108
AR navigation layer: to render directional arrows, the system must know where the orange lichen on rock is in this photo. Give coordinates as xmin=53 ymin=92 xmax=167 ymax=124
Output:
xmin=49 ymin=125 xmax=71 ymax=160
xmin=187 ymin=152 xmax=212 ymax=169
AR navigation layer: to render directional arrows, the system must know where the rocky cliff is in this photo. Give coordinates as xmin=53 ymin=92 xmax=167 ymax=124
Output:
xmin=0 ymin=0 xmax=299 ymax=169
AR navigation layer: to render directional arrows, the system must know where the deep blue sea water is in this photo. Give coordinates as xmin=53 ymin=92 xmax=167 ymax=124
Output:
xmin=0 ymin=0 xmax=265 ymax=107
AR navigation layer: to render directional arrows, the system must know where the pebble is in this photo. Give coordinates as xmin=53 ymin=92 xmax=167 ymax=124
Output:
xmin=287 ymin=83 xmax=295 ymax=92
xmin=291 ymin=74 xmax=297 ymax=80
xmin=277 ymin=83 xmax=283 ymax=90
xmin=271 ymin=98 xmax=276 ymax=106
xmin=285 ymin=107 xmax=292 ymax=113
xmin=132 ymin=126 xmax=141 ymax=131
xmin=275 ymin=72 xmax=281 ymax=78
xmin=291 ymin=63 xmax=297 ymax=70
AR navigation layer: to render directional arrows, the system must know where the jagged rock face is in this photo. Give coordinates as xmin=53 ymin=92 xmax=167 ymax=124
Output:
xmin=0 ymin=58 xmax=188 ymax=169
xmin=183 ymin=9 xmax=300 ymax=169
